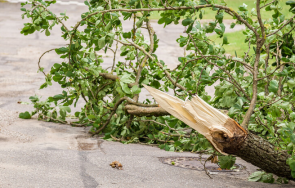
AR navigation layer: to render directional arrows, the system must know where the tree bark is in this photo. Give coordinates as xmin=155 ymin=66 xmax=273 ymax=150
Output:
xmin=209 ymin=118 xmax=294 ymax=180
xmin=125 ymin=105 xmax=169 ymax=116
xmin=225 ymin=132 xmax=294 ymax=180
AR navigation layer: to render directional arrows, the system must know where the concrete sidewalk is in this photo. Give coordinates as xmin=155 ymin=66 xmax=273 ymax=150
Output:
xmin=0 ymin=1 xmax=293 ymax=187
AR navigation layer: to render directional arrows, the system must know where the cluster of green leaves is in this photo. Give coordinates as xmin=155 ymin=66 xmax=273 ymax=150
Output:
xmin=248 ymin=171 xmax=289 ymax=184
xmin=19 ymin=0 xmax=295 ymax=181
xmin=218 ymin=155 xmax=236 ymax=169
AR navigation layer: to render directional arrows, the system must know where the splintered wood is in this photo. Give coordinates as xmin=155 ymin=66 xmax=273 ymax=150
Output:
xmin=143 ymin=84 xmax=247 ymax=155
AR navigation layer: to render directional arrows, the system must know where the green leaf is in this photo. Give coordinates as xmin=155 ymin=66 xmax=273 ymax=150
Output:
xmin=136 ymin=18 xmax=144 ymax=28
xmin=218 ymin=155 xmax=236 ymax=169
xmin=199 ymin=0 xmax=207 ymax=5
xmin=158 ymin=17 xmax=173 ymax=26
xmin=281 ymin=57 xmax=290 ymax=62
xmin=248 ymin=171 xmax=264 ymax=182
xmin=45 ymin=29 xmax=50 ymax=36
xmin=290 ymin=112 xmax=295 ymax=120
xmin=54 ymin=63 xmax=62 ymax=69
xmin=53 ymin=94 xmax=65 ymax=100
xmin=260 ymin=172 xmax=275 ymax=183
xmin=217 ymin=60 xmax=224 ymax=66
xmin=84 ymin=0 xmax=89 ymax=6
xmin=59 ymin=106 xmax=71 ymax=113
xmin=151 ymin=80 xmax=161 ymax=89
xmin=238 ymin=5 xmax=247 ymax=11
xmin=230 ymin=22 xmax=236 ymax=29
xmin=81 ymin=58 xmax=89 ymax=64
xmin=215 ymin=13 xmax=223 ymax=23
xmin=208 ymin=44 xmax=214 ymax=54
xmin=222 ymin=36 xmax=229 ymax=45
xmin=105 ymin=22 xmax=112 ymax=31
xmin=110 ymin=12 xmax=119 ymax=17
xmin=158 ymin=17 xmax=165 ymax=24
xmin=288 ymin=158 xmax=295 ymax=170
xmin=279 ymin=102 xmax=290 ymax=110
xmin=55 ymin=47 xmax=69 ymax=54
xmin=268 ymin=80 xmax=278 ymax=93
xmin=277 ymin=69 xmax=288 ymax=77
xmin=120 ymin=82 xmax=131 ymax=94
xmin=214 ymin=28 xmax=223 ymax=36
xmin=66 ymin=71 xmax=75 ymax=77
xmin=182 ymin=18 xmax=193 ymax=26
xmin=123 ymin=32 xmax=131 ymax=39
xmin=131 ymin=85 xmax=141 ymax=94
xmin=29 ymin=96 xmax=39 ymax=103
xmin=286 ymin=1 xmax=295 ymax=5
xmin=120 ymin=73 xmax=134 ymax=84
xmin=98 ymin=37 xmax=106 ymax=49
xmin=287 ymin=79 xmax=295 ymax=88
xmin=287 ymin=143 xmax=294 ymax=154
xmin=276 ymin=177 xmax=289 ymax=184
xmin=19 ymin=111 xmax=31 ymax=119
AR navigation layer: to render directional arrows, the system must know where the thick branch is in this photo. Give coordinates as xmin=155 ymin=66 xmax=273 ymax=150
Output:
xmin=210 ymin=119 xmax=294 ymax=180
xmin=256 ymin=0 xmax=265 ymax=38
xmin=135 ymin=20 xmax=155 ymax=84
xmin=241 ymin=36 xmax=264 ymax=128
xmin=125 ymin=105 xmax=170 ymax=116
xmin=228 ymin=133 xmax=294 ymax=181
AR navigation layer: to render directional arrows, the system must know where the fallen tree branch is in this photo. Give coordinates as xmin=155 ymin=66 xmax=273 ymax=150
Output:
xmin=125 ymin=105 xmax=170 ymax=116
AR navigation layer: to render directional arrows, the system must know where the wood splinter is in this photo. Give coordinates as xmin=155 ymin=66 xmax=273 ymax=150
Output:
xmin=143 ymin=84 xmax=247 ymax=155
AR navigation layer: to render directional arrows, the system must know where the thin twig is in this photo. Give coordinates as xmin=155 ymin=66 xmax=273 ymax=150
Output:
xmin=267 ymin=14 xmax=295 ymax=37
xmin=260 ymin=0 xmax=277 ymax=9
xmin=37 ymin=48 xmax=55 ymax=76
xmin=258 ymin=93 xmax=289 ymax=111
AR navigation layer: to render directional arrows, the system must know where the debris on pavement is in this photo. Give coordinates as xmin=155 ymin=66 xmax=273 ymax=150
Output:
xmin=110 ymin=161 xmax=123 ymax=170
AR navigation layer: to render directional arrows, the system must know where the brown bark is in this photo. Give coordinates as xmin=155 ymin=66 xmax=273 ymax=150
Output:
xmin=125 ymin=105 xmax=169 ymax=116
xmin=231 ymin=133 xmax=293 ymax=180
xmin=210 ymin=119 xmax=294 ymax=181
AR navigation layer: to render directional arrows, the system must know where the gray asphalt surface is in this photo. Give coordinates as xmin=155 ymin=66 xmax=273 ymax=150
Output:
xmin=0 ymin=1 xmax=294 ymax=187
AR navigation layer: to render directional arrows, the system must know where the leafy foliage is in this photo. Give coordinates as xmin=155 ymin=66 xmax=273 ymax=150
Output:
xmin=248 ymin=171 xmax=275 ymax=183
xmin=218 ymin=155 xmax=236 ymax=169
xmin=19 ymin=0 xmax=295 ymax=180
xmin=248 ymin=171 xmax=289 ymax=184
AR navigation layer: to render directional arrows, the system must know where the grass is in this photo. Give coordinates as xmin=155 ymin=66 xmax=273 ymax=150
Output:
xmin=150 ymin=0 xmax=293 ymax=20
xmin=208 ymin=30 xmax=253 ymax=57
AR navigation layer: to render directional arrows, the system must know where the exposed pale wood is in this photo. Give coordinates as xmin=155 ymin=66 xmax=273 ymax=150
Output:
xmin=143 ymin=84 xmax=249 ymax=155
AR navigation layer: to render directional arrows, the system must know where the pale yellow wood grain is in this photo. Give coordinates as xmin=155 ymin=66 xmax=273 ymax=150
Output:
xmin=143 ymin=84 xmax=231 ymax=155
